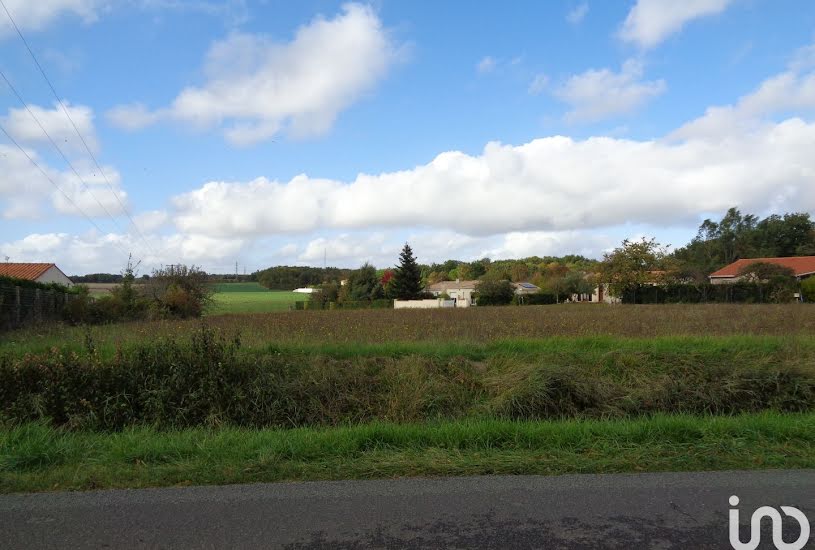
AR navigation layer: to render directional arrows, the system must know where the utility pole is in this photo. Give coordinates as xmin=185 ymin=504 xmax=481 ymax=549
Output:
xmin=235 ymin=261 xmax=239 ymax=281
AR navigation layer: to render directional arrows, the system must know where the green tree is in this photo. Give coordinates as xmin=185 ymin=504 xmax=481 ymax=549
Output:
xmin=600 ymin=238 xmax=669 ymax=299
xmin=474 ymin=279 xmax=515 ymax=306
xmin=344 ymin=263 xmax=380 ymax=301
xmin=737 ymin=262 xmax=797 ymax=303
xmin=390 ymin=243 xmax=423 ymax=300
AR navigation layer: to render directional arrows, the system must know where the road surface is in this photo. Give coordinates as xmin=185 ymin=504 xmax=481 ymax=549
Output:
xmin=1 ymin=470 xmax=813 ymax=548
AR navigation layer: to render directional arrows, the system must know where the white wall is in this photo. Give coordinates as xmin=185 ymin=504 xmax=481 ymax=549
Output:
xmin=394 ymin=299 xmax=447 ymax=309
xmin=36 ymin=266 xmax=73 ymax=286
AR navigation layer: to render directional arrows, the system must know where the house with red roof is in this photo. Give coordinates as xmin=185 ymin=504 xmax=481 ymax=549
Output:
xmin=709 ymin=257 xmax=815 ymax=284
xmin=0 ymin=263 xmax=73 ymax=287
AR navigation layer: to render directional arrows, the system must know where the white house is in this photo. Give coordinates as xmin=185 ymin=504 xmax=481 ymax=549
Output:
xmin=426 ymin=279 xmax=479 ymax=307
xmin=0 ymin=263 xmax=73 ymax=287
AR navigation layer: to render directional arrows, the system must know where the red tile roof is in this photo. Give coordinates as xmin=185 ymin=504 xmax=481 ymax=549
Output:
xmin=709 ymin=257 xmax=815 ymax=278
xmin=0 ymin=263 xmax=56 ymax=281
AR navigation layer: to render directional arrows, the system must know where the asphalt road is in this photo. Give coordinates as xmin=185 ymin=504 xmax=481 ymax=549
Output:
xmin=1 ymin=470 xmax=813 ymax=549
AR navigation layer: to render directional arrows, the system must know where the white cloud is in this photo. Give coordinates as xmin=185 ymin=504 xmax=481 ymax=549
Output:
xmin=554 ymin=58 xmax=666 ymax=122
xmin=485 ymin=231 xmax=615 ymax=260
xmin=528 ymin=73 xmax=549 ymax=95
xmin=169 ymin=116 xmax=815 ymax=240
xmin=619 ymin=0 xmax=734 ymax=49
xmin=566 ymin=3 xmax=589 ymax=25
xmin=107 ymin=3 xmax=400 ymax=145
xmin=0 ymin=140 xmax=126 ymax=220
xmin=672 ymin=53 xmax=815 ymax=140
xmin=0 ymin=0 xmax=104 ymax=36
xmin=0 ymin=230 xmax=245 ymax=274
xmin=2 ymin=101 xmax=99 ymax=153
xmin=132 ymin=210 xmax=169 ymax=232
xmin=477 ymin=56 xmax=496 ymax=74
xmin=299 ymin=233 xmax=392 ymax=265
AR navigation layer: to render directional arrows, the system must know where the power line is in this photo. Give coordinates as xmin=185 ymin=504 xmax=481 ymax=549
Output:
xmin=0 ymin=69 xmax=136 ymax=242
xmin=0 ymin=122 xmax=132 ymax=260
xmin=0 ymin=0 xmax=157 ymax=260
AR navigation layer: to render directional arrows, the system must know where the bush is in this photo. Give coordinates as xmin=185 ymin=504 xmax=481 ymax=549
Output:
xmin=802 ymin=277 xmax=815 ymax=302
xmin=2 ymin=330 xmax=813 ymax=430
xmin=474 ymin=280 xmax=515 ymax=306
xmin=515 ymin=292 xmax=558 ymax=305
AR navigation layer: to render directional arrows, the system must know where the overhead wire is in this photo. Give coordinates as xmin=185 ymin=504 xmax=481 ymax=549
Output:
xmin=0 ymin=122 xmax=133 ymax=260
xmin=0 ymin=0 xmax=159 ymax=261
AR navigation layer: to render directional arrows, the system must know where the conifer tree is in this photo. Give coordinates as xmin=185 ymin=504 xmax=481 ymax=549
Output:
xmin=390 ymin=243 xmax=423 ymax=299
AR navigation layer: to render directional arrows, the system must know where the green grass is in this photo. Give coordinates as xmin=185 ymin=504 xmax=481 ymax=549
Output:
xmin=2 ymin=412 xmax=813 ymax=493
xmin=207 ymin=283 xmax=303 ymax=314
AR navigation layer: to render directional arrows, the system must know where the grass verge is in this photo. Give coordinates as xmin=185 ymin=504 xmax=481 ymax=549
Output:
xmin=2 ymin=412 xmax=813 ymax=493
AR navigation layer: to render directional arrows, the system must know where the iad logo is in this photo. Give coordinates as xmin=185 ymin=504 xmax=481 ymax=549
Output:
xmin=729 ymin=495 xmax=810 ymax=550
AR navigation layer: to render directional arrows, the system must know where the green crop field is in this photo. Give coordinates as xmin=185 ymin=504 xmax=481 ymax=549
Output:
xmin=208 ymin=282 xmax=304 ymax=314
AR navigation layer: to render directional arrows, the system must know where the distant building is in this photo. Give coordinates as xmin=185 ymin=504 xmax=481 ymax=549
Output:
xmin=426 ymin=279 xmax=479 ymax=307
xmin=709 ymin=256 xmax=815 ymax=284
xmin=512 ymin=282 xmax=540 ymax=295
xmin=0 ymin=263 xmax=73 ymax=287
xmin=293 ymin=287 xmax=316 ymax=294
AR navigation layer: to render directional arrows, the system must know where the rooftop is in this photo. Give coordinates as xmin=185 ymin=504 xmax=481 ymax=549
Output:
xmin=0 ymin=263 xmax=56 ymax=281
xmin=426 ymin=280 xmax=479 ymax=291
xmin=709 ymin=256 xmax=815 ymax=278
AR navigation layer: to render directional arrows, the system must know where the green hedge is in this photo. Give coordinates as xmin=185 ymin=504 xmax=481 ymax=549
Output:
xmin=1 ymin=328 xmax=813 ymax=430
xmin=623 ymin=282 xmax=796 ymax=304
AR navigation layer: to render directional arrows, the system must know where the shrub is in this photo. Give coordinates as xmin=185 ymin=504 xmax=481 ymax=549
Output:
xmin=474 ymin=279 xmax=515 ymax=306
xmin=802 ymin=277 xmax=815 ymax=302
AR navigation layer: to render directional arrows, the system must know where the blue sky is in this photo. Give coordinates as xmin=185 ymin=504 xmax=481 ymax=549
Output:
xmin=1 ymin=0 xmax=814 ymax=274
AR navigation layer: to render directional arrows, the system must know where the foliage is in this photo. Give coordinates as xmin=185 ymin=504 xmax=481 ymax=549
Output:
xmin=600 ymin=237 xmax=671 ymax=298
xmin=1 ymin=329 xmax=813 ymax=431
xmin=256 ymin=266 xmax=350 ymax=291
xmin=802 ymin=277 xmax=815 ymax=303
xmin=736 ymin=262 xmax=797 ymax=303
xmin=143 ymin=264 xmax=213 ymax=318
xmin=474 ymin=279 xmax=515 ymax=306
xmin=0 ymin=275 xmax=71 ymax=293
xmin=389 ymin=243 xmax=424 ymax=300
xmin=673 ymin=208 xmax=815 ymax=275
xmin=340 ymin=263 xmax=383 ymax=302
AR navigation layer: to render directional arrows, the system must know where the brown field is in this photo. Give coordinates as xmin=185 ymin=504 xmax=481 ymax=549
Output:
xmin=3 ymin=303 xmax=814 ymax=353
xmin=83 ymin=283 xmax=144 ymax=297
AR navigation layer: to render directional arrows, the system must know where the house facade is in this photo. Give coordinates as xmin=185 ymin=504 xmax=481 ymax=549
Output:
xmin=426 ymin=279 xmax=479 ymax=307
xmin=0 ymin=263 xmax=73 ymax=286
xmin=709 ymin=256 xmax=815 ymax=284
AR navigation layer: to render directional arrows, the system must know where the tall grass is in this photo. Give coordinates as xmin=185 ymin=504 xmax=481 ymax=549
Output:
xmin=2 ymin=327 xmax=813 ymax=430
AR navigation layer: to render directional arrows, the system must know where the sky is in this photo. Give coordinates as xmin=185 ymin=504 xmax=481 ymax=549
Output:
xmin=1 ymin=0 xmax=814 ymax=275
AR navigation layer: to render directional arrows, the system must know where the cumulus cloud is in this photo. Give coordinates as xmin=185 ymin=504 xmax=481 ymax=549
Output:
xmin=619 ymin=0 xmax=734 ymax=49
xmin=554 ymin=59 xmax=666 ymax=122
xmin=169 ymin=117 xmax=815 ymax=240
xmin=2 ymin=101 xmax=99 ymax=153
xmin=566 ymin=3 xmax=589 ymax=25
xmin=0 ymin=230 xmax=244 ymax=274
xmin=0 ymin=0 xmax=103 ymax=36
xmin=0 ymin=141 xmax=126 ymax=220
xmin=672 ymin=51 xmax=815 ymax=140
xmin=107 ymin=3 xmax=400 ymax=145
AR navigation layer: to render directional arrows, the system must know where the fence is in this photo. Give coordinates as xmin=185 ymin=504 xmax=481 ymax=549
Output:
xmin=0 ymin=282 xmax=75 ymax=331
